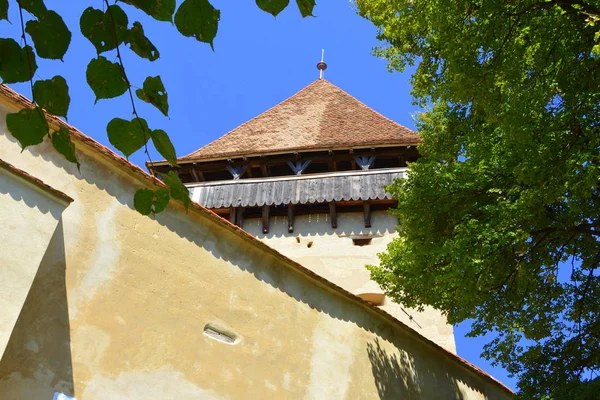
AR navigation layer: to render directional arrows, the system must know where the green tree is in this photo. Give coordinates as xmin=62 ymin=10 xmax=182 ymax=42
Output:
xmin=0 ymin=0 xmax=315 ymax=214
xmin=357 ymin=0 xmax=600 ymax=398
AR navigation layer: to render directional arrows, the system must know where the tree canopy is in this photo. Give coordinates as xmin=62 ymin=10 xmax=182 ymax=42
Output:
xmin=0 ymin=0 xmax=315 ymax=214
xmin=357 ymin=0 xmax=600 ymax=398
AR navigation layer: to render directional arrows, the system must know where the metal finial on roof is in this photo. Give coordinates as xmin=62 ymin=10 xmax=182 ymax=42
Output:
xmin=316 ymin=49 xmax=327 ymax=80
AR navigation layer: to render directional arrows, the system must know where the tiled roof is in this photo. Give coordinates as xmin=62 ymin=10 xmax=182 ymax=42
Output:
xmin=180 ymin=79 xmax=420 ymax=162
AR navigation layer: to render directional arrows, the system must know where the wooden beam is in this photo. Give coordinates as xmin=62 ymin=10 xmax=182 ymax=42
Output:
xmin=287 ymin=204 xmax=295 ymax=233
xmin=235 ymin=207 xmax=244 ymax=228
xmin=198 ymin=171 xmax=205 ymax=182
xmin=261 ymin=164 xmax=269 ymax=177
xmin=229 ymin=207 xmax=236 ymax=224
xmin=190 ymin=168 xmax=200 ymax=182
xmin=262 ymin=205 xmax=270 ymax=234
xmin=329 ymin=201 xmax=337 ymax=229
xmin=363 ymin=201 xmax=372 ymax=228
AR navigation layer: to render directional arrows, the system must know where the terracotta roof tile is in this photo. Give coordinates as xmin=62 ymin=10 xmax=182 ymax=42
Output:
xmin=181 ymin=79 xmax=420 ymax=162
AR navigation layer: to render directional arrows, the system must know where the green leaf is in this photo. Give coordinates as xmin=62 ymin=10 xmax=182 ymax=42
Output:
xmin=25 ymin=10 xmax=71 ymax=60
xmin=125 ymin=22 xmax=160 ymax=61
xmin=164 ymin=171 xmax=190 ymax=210
xmin=134 ymin=187 xmax=170 ymax=215
xmin=6 ymin=107 xmax=48 ymax=149
xmin=51 ymin=126 xmax=79 ymax=169
xmin=86 ymin=56 xmax=128 ymax=102
xmin=32 ymin=76 xmax=70 ymax=118
xmin=174 ymin=0 xmax=220 ymax=50
xmin=18 ymin=0 xmax=46 ymax=18
xmin=0 ymin=0 xmax=8 ymax=21
xmin=135 ymin=75 xmax=168 ymax=116
xmin=295 ymin=0 xmax=315 ymax=17
xmin=0 ymin=39 xmax=37 ymax=83
xmin=256 ymin=0 xmax=289 ymax=17
xmin=107 ymin=117 xmax=150 ymax=157
xmin=80 ymin=6 xmax=129 ymax=54
xmin=119 ymin=0 xmax=176 ymax=22
xmin=151 ymin=129 xmax=177 ymax=166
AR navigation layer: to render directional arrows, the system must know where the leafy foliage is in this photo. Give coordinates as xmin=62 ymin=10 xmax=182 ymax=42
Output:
xmin=150 ymin=129 xmax=177 ymax=166
xmin=136 ymin=75 xmax=168 ymax=116
xmin=85 ymin=56 xmax=128 ymax=102
xmin=164 ymin=171 xmax=191 ymax=211
xmin=107 ymin=117 xmax=150 ymax=158
xmin=32 ymin=76 xmax=70 ymax=118
xmin=125 ymin=22 xmax=159 ymax=61
xmin=174 ymin=0 xmax=220 ymax=50
xmin=296 ymin=0 xmax=316 ymax=17
xmin=18 ymin=0 xmax=46 ymax=18
xmin=119 ymin=0 xmax=176 ymax=23
xmin=51 ymin=127 xmax=79 ymax=169
xmin=357 ymin=0 xmax=600 ymax=398
xmin=25 ymin=10 xmax=70 ymax=60
xmin=0 ymin=39 xmax=36 ymax=83
xmin=133 ymin=187 xmax=170 ymax=215
xmin=80 ymin=6 xmax=129 ymax=54
xmin=256 ymin=0 xmax=290 ymax=17
xmin=6 ymin=107 xmax=48 ymax=149
xmin=0 ymin=0 xmax=8 ymax=21
xmin=1 ymin=0 xmax=315 ymax=215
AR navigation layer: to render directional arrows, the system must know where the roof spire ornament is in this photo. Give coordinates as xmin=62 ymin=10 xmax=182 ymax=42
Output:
xmin=317 ymin=49 xmax=327 ymax=80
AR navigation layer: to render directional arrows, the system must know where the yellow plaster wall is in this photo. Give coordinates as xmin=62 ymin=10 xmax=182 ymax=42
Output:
xmin=0 ymin=104 xmax=511 ymax=399
xmin=0 ymin=165 xmax=67 ymax=359
xmin=244 ymin=212 xmax=456 ymax=353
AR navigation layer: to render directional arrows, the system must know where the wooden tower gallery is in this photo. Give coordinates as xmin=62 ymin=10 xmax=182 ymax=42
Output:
xmin=148 ymin=76 xmax=456 ymax=352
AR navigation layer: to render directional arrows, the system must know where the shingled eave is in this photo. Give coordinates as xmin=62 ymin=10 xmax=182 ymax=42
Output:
xmin=0 ymin=83 xmax=512 ymax=397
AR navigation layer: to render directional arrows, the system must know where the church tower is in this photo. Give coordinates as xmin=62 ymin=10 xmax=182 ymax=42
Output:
xmin=149 ymin=75 xmax=456 ymax=352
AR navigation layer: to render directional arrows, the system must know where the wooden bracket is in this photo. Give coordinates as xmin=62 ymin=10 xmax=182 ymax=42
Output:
xmin=355 ymin=156 xmax=375 ymax=170
xmin=363 ymin=201 xmax=372 ymax=228
xmin=262 ymin=205 xmax=270 ymax=234
xmin=287 ymin=204 xmax=295 ymax=233
xmin=287 ymin=160 xmax=311 ymax=175
xmin=226 ymin=165 xmax=247 ymax=180
xmin=329 ymin=201 xmax=337 ymax=229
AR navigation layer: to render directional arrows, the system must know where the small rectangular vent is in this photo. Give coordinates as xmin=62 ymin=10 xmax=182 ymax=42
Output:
xmin=204 ymin=324 xmax=237 ymax=344
xmin=352 ymin=238 xmax=372 ymax=246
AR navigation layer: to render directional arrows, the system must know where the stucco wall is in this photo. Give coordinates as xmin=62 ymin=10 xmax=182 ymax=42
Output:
xmin=0 ymin=102 xmax=510 ymax=399
xmin=244 ymin=212 xmax=456 ymax=353
xmin=0 ymin=165 xmax=68 ymax=359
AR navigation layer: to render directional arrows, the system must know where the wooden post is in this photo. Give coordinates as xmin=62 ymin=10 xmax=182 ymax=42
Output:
xmin=329 ymin=201 xmax=337 ymax=229
xmin=229 ymin=207 xmax=236 ymax=224
xmin=261 ymin=164 xmax=269 ymax=177
xmin=363 ymin=201 xmax=372 ymax=228
xmin=262 ymin=205 xmax=270 ymax=234
xmin=287 ymin=204 xmax=295 ymax=233
xmin=235 ymin=207 xmax=244 ymax=228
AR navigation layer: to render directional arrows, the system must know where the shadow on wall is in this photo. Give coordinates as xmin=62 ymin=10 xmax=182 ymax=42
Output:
xmin=368 ymin=338 xmax=468 ymax=400
xmin=0 ymin=221 xmax=74 ymax=400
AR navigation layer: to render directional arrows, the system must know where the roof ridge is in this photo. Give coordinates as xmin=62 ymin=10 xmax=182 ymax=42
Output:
xmin=181 ymin=79 xmax=325 ymax=159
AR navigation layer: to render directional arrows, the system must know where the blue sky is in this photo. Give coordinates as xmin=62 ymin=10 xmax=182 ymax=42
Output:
xmin=2 ymin=0 xmax=516 ymax=391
